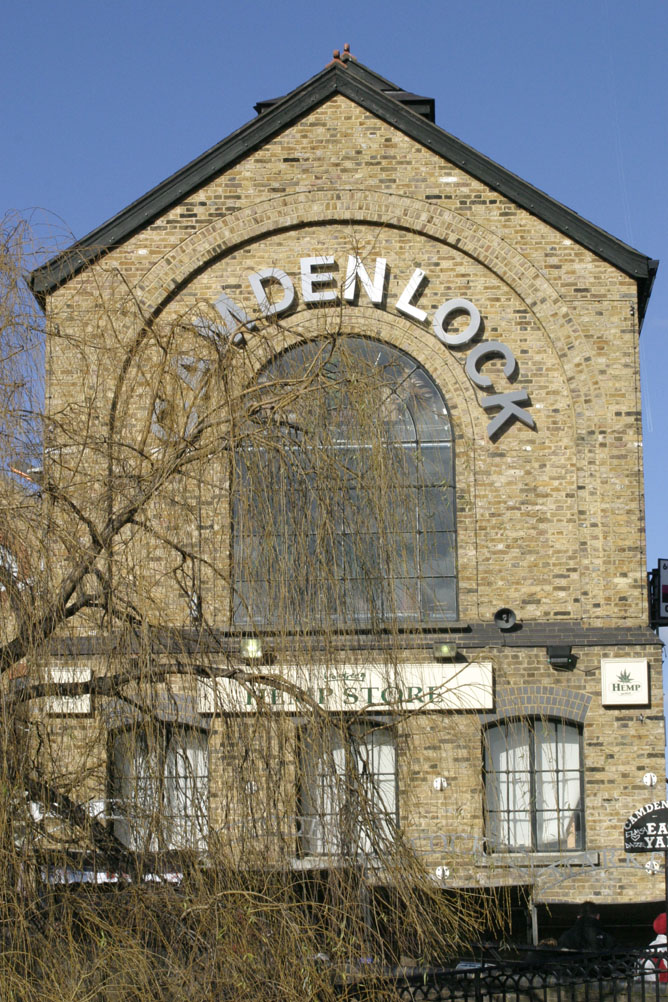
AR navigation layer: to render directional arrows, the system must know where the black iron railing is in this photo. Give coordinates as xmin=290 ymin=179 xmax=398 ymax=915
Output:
xmin=334 ymin=948 xmax=668 ymax=1002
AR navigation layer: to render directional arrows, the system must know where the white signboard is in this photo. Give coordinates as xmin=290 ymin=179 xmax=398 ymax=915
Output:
xmin=601 ymin=658 xmax=649 ymax=707
xmin=45 ymin=666 xmax=92 ymax=715
xmin=198 ymin=661 xmax=493 ymax=714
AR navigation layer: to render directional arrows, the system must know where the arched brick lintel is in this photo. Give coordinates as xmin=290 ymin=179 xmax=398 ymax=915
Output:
xmin=133 ymin=187 xmax=600 ymax=430
xmin=131 ymin=188 xmax=603 ymax=620
xmin=136 ymin=188 xmax=583 ymax=355
xmin=479 ymin=685 xmax=592 ymax=726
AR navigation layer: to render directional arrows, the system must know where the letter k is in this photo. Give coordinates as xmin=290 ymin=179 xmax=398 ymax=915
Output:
xmin=481 ymin=389 xmax=535 ymax=438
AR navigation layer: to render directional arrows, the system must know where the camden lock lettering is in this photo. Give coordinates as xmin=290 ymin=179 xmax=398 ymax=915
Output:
xmin=624 ymin=802 xmax=668 ymax=852
xmin=154 ymin=255 xmax=536 ymax=441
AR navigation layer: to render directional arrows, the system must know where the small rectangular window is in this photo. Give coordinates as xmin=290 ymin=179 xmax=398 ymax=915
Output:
xmin=299 ymin=721 xmax=397 ymax=857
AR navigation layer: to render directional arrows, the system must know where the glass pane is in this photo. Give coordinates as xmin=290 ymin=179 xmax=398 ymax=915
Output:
xmin=535 ymin=720 xmax=557 ymax=770
xmin=373 ymin=777 xmax=397 ymax=815
xmin=397 ymin=368 xmax=452 ymax=442
xmin=506 ymin=812 xmax=532 ymax=849
xmin=485 ymin=727 xmax=506 ymax=772
xmin=383 ymin=488 xmax=418 ymax=534
xmin=418 ymin=487 xmax=456 ymax=531
xmin=378 ymin=390 xmax=417 ymax=442
xmin=390 ymin=579 xmax=420 ymax=620
xmin=487 ymin=723 xmax=530 ymax=772
xmin=419 ymin=532 xmax=455 ymax=578
xmin=420 ymin=576 xmax=457 ymax=619
xmin=415 ymin=443 xmax=454 ymax=485
xmin=358 ymin=726 xmax=395 ymax=774
xmin=562 ymin=723 xmax=580 ymax=769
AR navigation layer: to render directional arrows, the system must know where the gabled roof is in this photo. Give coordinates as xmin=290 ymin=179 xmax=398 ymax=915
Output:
xmin=255 ymin=58 xmax=436 ymax=121
xmin=29 ymin=59 xmax=658 ymax=324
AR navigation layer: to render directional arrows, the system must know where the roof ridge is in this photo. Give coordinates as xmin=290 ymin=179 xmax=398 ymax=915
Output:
xmin=29 ymin=62 xmax=657 ymax=325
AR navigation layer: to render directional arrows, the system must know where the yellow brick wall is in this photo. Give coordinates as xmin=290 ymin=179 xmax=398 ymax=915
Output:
xmin=39 ymin=92 xmax=661 ymax=906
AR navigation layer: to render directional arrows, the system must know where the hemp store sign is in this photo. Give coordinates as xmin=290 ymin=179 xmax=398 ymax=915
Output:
xmin=601 ymin=658 xmax=648 ymax=707
xmin=197 ymin=661 xmax=493 ymax=714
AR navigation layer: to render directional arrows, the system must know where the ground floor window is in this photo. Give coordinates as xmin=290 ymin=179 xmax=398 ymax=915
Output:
xmin=299 ymin=720 xmax=397 ymax=857
xmin=484 ymin=718 xmax=584 ymax=852
xmin=111 ymin=725 xmax=208 ymax=851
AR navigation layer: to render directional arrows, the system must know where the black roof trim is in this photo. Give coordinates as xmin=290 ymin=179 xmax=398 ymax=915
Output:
xmin=255 ymin=89 xmax=434 ymax=121
xmin=255 ymin=59 xmax=435 ymax=122
xmin=30 ymin=61 xmax=657 ymax=323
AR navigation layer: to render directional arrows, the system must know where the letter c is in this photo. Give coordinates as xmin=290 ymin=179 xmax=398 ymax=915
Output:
xmin=465 ymin=341 xmax=517 ymax=389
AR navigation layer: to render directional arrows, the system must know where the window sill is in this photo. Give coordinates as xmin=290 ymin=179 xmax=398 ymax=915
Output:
xmin=481 ymin=851 xmax=599 ymax=867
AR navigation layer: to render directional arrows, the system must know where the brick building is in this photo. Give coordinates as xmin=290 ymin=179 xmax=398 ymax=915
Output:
xmin=27 ymin=52 xmax=662 ymax=943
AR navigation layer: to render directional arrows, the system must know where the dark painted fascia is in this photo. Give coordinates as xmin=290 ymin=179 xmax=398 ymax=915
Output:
xmin=46 ymin=621 xmax=663 ymax=658
xmin=29 ymin=61 xmax=657 ymax=325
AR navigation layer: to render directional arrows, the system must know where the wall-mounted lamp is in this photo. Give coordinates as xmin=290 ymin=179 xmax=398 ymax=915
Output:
xmin=240 ymin=637 xmax=264 ymax=662
xmin=433 ymin=641 xmax=457 ymax=661
xmin=494 ymin=608 xmax=517 ymax=631
xmin=547 ymin=645 xmax=576 ymax=671
xmin=433 ymin=777 xmax=448 ymax=792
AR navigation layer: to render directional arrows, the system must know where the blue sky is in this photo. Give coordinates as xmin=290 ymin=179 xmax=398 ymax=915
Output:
xmin=2 ymin=0 xmax=667 ymax=642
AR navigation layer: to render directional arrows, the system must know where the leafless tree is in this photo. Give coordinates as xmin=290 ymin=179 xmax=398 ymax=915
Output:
xmin=0 ymin=215 xmax=505 ymax=1001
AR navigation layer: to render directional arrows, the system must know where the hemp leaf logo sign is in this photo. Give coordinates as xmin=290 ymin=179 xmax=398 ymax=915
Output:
xmin=617 ymin=670 xmax=634 ymax=684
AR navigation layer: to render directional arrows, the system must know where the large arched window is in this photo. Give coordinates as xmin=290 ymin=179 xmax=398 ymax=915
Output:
xmin=232 ymin=337 xmax=455 ymax=630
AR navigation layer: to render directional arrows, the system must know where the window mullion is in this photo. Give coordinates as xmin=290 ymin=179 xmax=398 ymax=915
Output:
xmin=530 ymin=727 xmax=537 ymax=852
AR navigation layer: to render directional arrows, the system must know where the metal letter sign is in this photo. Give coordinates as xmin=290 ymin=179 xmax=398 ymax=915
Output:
xmin=195 ymin=255 xmax=535 ymax=440
xmin=624 ymin=802 xmax=668 ymax=852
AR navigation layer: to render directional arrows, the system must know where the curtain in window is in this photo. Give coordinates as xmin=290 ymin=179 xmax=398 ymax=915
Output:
xmin=535 ymin=720 xmax=582 ymax=850
xmin=301 ymin=723 xmax=396 ymax=856
xmin=113 ymin=731 xmax=160 ymax=851
xmin=112 ymin=727 xmax=208 ymax=851
xmin=354 ymin=725 xmax=397 ymax=854
xmin=485 ymin=721 xmax=531 ymax=849
xmin=164 ymin=731 xmax=209 ymax=849
xmin=484 ymin=719 xmax=583 ymax=852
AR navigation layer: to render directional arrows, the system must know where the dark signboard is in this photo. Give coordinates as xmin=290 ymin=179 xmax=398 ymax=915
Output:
xmin=648 ymin=559 xmax=668 ymax=628
xmin=624 ymin=801 xmax=668 ymax=852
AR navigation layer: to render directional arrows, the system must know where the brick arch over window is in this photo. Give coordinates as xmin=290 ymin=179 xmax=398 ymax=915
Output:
xmin=134 ymin=190 xmax=596 ymax=401
xmin=131 ymin=188 xmax=607 ymax=619
xmin=480 ymin=686 xmax=592 ymax=726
